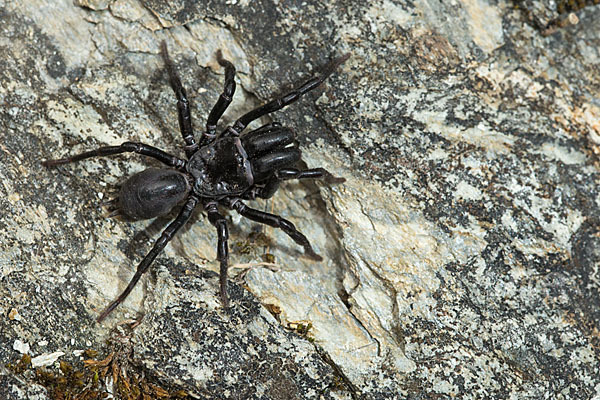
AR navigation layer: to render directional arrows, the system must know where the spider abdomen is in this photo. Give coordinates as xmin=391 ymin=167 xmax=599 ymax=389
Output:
xmin=119 ymin=168 xmax=191 ymax=220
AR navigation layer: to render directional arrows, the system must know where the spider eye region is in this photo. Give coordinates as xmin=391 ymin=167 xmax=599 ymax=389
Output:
xmin=118 ymin=168 xmax=191 ymax=220
xmin=187 ymin=137 xmax=254 ymax=198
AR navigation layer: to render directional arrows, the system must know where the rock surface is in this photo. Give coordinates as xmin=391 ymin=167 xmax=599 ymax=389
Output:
xmin=1 ymin=0 xmax=600 ymax=398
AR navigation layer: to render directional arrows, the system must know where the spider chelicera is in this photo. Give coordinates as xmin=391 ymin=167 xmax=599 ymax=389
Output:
xmin=43 ymin=42 xmax=348 ymax=322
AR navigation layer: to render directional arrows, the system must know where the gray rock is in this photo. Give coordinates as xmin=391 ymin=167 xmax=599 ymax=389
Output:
xmin=0 ymin=371 xmax=48 ymax=400
xmin=1 ymin=0 xmax=600 ymax=398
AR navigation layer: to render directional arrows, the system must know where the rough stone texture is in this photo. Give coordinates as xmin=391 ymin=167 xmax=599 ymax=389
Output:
xmin=1 ymin=0 xmax=600 ymax=399
xmin=0 ymin=372 xmax=48 ymax=400
xmin=136 ymin=265 xmax=343 ymax=398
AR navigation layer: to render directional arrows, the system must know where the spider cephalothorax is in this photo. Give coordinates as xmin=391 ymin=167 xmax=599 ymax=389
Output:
xmin=44 ymin=42 xmax=348 ymax=322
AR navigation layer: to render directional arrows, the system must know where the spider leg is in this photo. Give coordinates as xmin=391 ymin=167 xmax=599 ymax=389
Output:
xmin=240 ymin=122 xmax=283 ymax=140
xmin=276 ymin=167 xmax=345 ymax=184
xmin=205 ymin=202 xmax=231 ymax=308
xmin=247 ymin=167 xmax=344 ymax=200
xmin=230 ymin=200 xmax=322 ymax=261
xmin=160 ymin=41 xmax=198 ymax=157
xmin=242 ymin=179 xmax=279 ymax=200
xmin=242 ymin=126 xmax=295 ymax=158
xmin=227 ymin=53 xmax=350 ymax=136
xmin=204 ymin=50 xmax=236 ymax=144
xmin=252 ymin=149 xmax=301 ymax=182
xmin=97 ymin=195 xmax=199 ymax=322
xmin=243 ymin=122 xmax=282 ymax=134
xmin=42 ymin=142 xmax=186 ymax=169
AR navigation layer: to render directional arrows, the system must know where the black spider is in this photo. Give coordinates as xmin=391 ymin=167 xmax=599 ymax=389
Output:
xmin=43 ymin=42 xmax=349 ymax=322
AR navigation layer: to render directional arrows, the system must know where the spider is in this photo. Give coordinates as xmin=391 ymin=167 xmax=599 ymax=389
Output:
xmin=43 ymin=42 xmax=349 ymax=322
